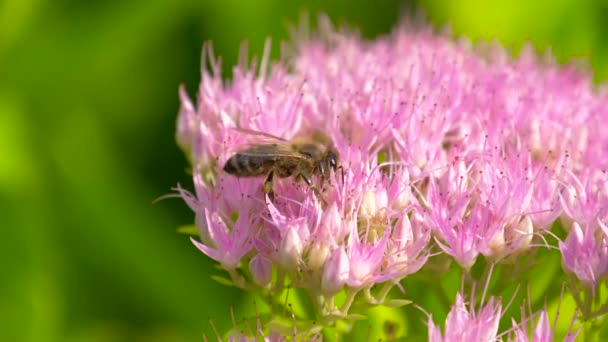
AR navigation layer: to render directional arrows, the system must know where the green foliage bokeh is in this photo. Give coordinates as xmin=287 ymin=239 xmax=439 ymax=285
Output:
xmin=2 ymin=0 xmax=606 ymax=341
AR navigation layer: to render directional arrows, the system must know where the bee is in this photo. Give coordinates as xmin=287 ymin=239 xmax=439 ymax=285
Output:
xmin=223 ymin=131 xmax=340 ymax=202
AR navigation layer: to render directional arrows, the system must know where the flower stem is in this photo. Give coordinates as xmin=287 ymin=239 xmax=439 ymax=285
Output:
xmin=339 ymin=288 xmax=358 ymax=315
xmin=375 ymin=281 xmax=395 ymax=303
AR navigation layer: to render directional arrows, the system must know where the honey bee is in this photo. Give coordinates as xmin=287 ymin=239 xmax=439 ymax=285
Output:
xmin=223 ymin=131 xmax=340 ymax=201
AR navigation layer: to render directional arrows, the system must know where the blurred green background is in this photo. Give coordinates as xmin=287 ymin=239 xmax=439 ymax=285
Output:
xmin=1 ymin=0 xmax=606 ymax=341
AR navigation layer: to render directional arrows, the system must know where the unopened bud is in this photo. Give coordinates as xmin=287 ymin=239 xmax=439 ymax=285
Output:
xmin=360 ymin=190 xmax=377 ymax=218
xmin=321 ymin=247 xmax=349 ymax=296
xmin=278 ymin=228 xmax=303 ymax=272
xmin=307 ymin=241 xmax=330 ymax=272
xmin=360 ymin=189 xmax=388 ymax=217
xmin=249 ymin=255 xmax=272 ymax=286
xmin=513 ymin=216 xmax=533 ymax=251
xmin=488 ymin=228 xmax=506 ymax=257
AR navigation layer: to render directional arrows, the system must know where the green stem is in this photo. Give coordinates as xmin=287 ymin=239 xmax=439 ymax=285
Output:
xmin=339 ymin=288 xmax=358 ymax=315
xmin=363 ymin=286 xmax=375 ymax=303
xmin=375 ymin=281 xmax=395 ymax=303
xmin=228 ymin=268 xmax=252 ymax=290
xmin=569 ymin=276 xmax=586 ymax=315
xmin=588 ymin=302 xmax=608 ymax=320
xmin=308 ymin=290 xmax=327 ymax=318
xmin=582 ymin=286 xmax=593 ymax=319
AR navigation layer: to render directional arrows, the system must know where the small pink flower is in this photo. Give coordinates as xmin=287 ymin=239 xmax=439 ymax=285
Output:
xmin=425 ymin=168 xmax=486 ymax=269
xmin=384 ymin=211 xmax=430 ymax=279
xmin=428 ymin=292 xmax=502 ymax=342
xmin=344 ymin=218 xmax=391 ymax=288
xmin=560 ymin=221 xmax=608 ymax=294
xmin=530 ymin=310 xmax=553 ymax=342
xmin=560 ymin=170 xmax=608 ymax=229
xmin=191 ymin=208 xmax=253 ymax=270
xmin=508 ymin=305 xmax=580 ymax=342
xmin=527 ymin=165 xmax=563 ymax=232
xmin=249 ymin=199 xmax=314 ymax=275
xmin=427 ymin=147 xmax=553 ymax=266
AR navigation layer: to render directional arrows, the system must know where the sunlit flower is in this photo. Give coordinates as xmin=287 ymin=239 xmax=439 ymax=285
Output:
xmin=176 ymin=13 xmax=608 ymax=330
xmin=560 ymin=170 xmax=608 ymax=229
xmin=321 ymin=247 xmax=349 ymax=296
xmin=508 ymin=298 xmax=580 ymax=342
xmin=510 ymin=309 xmax=553 ymax=342
xmin=560 ymin=222 xmax=608 ymax=295
xmin=428 ymin=292 xmax=502 ymax=342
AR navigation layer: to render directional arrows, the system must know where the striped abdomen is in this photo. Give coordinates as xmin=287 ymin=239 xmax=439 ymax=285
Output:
xmin=223 ymin=154 xmax=276 ymax=177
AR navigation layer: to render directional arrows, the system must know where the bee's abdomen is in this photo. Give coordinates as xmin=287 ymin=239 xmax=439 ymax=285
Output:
xmin=223 ymin=154 xmax=273 ymax=176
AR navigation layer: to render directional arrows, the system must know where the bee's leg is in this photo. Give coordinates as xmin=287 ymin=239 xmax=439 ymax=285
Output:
xmin=263 ymin=171 xmax=275 ymax=202
xmin=300 ymin=173 xmax=326 ymax=205
xmin=318 ymin=163 xmax=328 ymax=187
xmin=338 ymin=165 xmax=345 ymax=184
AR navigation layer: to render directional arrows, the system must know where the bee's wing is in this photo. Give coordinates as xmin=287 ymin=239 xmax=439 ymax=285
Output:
xmin=232 ymin=127 xmax=289 ymax=143
xmin=223 ymin=128 xmax=285 ymax=153
xmin=225 ymin=127 xmax=309 ymax=158
xmin=235 ymin=143 xmax=311 ymax=159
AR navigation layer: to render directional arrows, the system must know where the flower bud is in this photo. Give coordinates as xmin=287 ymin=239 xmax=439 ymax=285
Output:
xmin=394 ymin=187 xmax=411 ymax=209
xmin=487 ymin=227 xmax=506 ymax=257
xmin=249 ymin=255 xmax=272 ymax=286
xmin=307 ymin=241 xmax=330 ymax=272
xmin=176 ymin=85 xmax=196 ymax=153
xmin=513 ymin=216 xmax=533 ymax=251
xmin=360 ymin=190 xmax=377 ymax=218
xmin=392 ymin=214 xmax=413 ymax=249
xmin=320 ymin=203 xmax=346 ymax=242
xmin=321 ymin=247 xmax=349 ymax=296
xmin=278 ymin=227 xmax=303 ymax=272
xmin=360 ymin=189 xmax=388 ymax=218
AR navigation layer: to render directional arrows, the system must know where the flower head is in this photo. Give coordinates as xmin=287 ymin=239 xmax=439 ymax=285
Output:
xmin=175 ymin=13 xmax=608 ymax=328
xmin=513 ymin=310 xmax=554 ymax=342
xmin=428 ymin=292 xmax=502 ymax=342
xmin=508 ymin=296 xmax=580 ymax=342
xmin=560 ymin=221 xmax=608 ymax=295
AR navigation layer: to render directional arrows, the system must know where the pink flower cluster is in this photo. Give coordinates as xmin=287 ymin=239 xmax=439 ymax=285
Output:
xmin=176 ymin=16 xmax=608 ymax=323
xmin=429 ymin=291 xmax=580 ymax=342
xmin=428 ymin=292 xmax=502 ymax=342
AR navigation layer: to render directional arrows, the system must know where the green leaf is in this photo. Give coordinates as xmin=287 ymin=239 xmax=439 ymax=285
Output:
xmin=210 ymin=275 xmax=236 ymax=287
xmin=306 ymin=325 xmax=324 ymax=335
xmin=324 ymin=313 xmax=346 ymax=322
xmin=382 ymin=299 xmax=413 ymax=307
xmin=266 ymin=317 xmax=323 ymax=336
xmin=266 ymin=318 xmax=294 ymax=335
xmin=346 ymin=313 xmax=368 ymax=321
xmin=176 ymin=224 xmax=198 ymax=236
